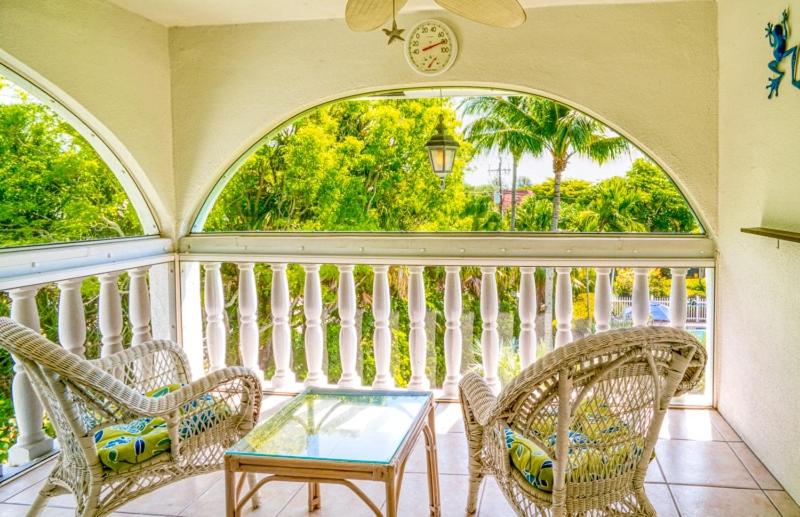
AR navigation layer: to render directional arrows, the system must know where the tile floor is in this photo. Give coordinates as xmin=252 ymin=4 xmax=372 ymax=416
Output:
xmin=0 ymin=398 xmax=798 ymax=516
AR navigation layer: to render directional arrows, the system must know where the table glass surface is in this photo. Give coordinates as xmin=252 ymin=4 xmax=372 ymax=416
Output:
xmin=227 ymin=388 xmax=431 ymax=464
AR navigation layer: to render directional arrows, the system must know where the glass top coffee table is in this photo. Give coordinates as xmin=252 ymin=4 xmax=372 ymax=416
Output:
xmin=224 ymin=388 xmax=440 ymax=517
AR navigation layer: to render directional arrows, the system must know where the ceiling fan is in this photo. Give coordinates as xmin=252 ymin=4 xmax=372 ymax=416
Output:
xmin=345 ymin=0 xmax=527 ymax=32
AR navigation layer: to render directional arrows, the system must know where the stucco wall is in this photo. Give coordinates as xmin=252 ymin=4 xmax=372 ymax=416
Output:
xmin=0 ymin=0 xmax=176 ymax=236
xmin=170 ymin=1 xmax=718 ymax=236
xmin=717 ymin=0 xmax=800 ymax=501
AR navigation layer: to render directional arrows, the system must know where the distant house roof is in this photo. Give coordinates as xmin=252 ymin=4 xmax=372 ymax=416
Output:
xmin=499 ymin=189 xmax=533 ymax=210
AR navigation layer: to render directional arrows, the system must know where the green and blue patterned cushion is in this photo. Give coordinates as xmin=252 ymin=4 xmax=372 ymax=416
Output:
xmin=503 ymin=397 xmax=648 ymax=492
xmin=94 ymin=384 xmax=222 ymax=471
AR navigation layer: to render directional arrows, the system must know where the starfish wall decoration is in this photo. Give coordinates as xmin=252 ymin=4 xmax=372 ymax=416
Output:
xmin=382 ymin=0 xmax=404 ymax=44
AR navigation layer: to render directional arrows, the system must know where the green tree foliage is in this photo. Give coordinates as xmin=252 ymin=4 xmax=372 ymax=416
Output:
xmin=0 ymin=77 xmax=143 ymax=247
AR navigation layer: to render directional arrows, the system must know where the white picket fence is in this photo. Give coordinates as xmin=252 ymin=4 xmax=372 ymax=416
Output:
xmin=612 ymin=295 xmax=706 ymax=323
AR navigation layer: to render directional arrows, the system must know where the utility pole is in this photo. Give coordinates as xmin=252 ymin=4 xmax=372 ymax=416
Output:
xmin=488 ymin=156 xmax=510 ymax=214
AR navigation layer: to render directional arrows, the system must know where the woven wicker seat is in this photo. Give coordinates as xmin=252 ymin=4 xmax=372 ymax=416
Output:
xmin=0 ymin=317 xmax=262 ymax=517
xmin=459 ymin=326 xmax=706 ymax=517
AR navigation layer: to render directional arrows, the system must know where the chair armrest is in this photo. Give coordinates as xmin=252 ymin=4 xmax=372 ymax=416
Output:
xmin=91 ymin=340 xmax=192 ymax=390
xmin=459 ymin=372 xmax=497 ymax=427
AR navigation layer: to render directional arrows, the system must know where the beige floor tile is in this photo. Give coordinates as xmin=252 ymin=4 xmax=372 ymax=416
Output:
xmin=0 ymin=503 xmax=75 ymax=516
xmin=671 ymin=485 xmax=780 ymax=517
xmin=644 ymin=483 xmax=679 ymax=517
xmin=7 ymin=479 xmax=77 ymax=508
xmin=659 ymin=409 xmax=725 ymax=441
xmin=278 ymin=479 xmax=386 ymax=517
xmin=406 ymin=432 xmax=467 ymax=475
xmin=656 ymin=439 xmax=758 ymax=488
xmin=116 ymin=472 xmax=221 ymax=515
xmin=645 ymin=460 xmax=664 ymax=483
xmin=765 ymin=490 xmax=800 ymax=517
xmin=435 ymin=402 xmax=465 ymax=434
xmin=0 ymin=460 xmax=53 ymax=502
xmin=395 ymin=473 xmax=468 ymax=517
xmin=709 ymin=410 xmax=743 ymax=442
xmin=478 ymin=477 xmax=513 ymax=516
xmin=730 ymin=442 xmax=783 ymax=490
xmin=180 ymin=476 xmax=300 ymax=517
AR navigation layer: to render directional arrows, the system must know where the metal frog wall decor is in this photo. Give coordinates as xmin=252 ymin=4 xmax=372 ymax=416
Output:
xmin=766 ymin=7 xmax=800 ymax=98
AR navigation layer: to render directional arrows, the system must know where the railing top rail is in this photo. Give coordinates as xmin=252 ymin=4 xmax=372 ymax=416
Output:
xmin=0 ymin=237 xmax=173 ymax=291
xmin=180 ymin=233 xmax=716 ymax=267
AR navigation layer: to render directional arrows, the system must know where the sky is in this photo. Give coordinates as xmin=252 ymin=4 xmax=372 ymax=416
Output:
xmin=453 ymin=97 xmax=645 ymax=188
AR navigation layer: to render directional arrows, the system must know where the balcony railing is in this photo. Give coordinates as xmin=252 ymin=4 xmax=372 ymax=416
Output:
xmin=0 ymin=233 xmax=715 ymax=474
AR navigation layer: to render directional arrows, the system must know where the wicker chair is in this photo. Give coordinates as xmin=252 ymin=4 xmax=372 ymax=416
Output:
xmin=459 ymin=326 xmax=706 ymax=517
xmin=0 ymin=317 xmax=262 ymax=517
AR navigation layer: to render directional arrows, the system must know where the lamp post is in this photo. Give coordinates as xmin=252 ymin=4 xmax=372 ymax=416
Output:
xmin=424 ymin=114 xmax=460 ymax=186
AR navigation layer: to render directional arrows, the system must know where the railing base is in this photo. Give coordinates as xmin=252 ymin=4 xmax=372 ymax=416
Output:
xmin=8 ymin=437 xmax=55 ymax=467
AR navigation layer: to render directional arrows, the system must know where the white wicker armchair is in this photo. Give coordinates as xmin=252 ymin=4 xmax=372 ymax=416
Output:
xmin=459 ymin=326 xmax=706 ymax=517
xmin=0 ymin=317 xmax=262 ymax=517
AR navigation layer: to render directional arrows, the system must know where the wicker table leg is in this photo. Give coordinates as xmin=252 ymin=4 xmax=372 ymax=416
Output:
xmin=225 ymin=458 xmax=237 ymax=517
xmin=424 ymin=406 xmax=442 ymax=517
xmin=308 ymin=481 xmax=321 ymax=511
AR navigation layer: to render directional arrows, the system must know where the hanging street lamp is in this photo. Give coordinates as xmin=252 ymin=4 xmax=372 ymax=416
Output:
xmin=424 ymin=114 xmax=460 ymax=186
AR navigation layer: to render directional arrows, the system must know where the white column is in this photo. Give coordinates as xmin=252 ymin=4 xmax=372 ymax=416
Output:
xmin=180 ymin=262 xmax=205 ymax=379
xmin=371 ymin=265 xmax=394 ymax=389
xmin=669 ymin=268 xmax=689 ymax=329
xmin=98 ymin=272 xmax=124 ymax=357
xmin=203 ymin=263 xmax=227 ymax=372
xmin=337 ymin=265 xmax=361 ymax=387
xmin=57 ymin=278 xmax=86 ymax=357
xmin=148 ymin=262 xmax=178 ymax=342
xmin=303 ymin=264 xmax=327 ymax=387
xmin=518 ymin=267 xmax=537 ymax=369
xmin=8 ymin=286 xmax=54 ymax=466
xmin=554 ymin=267 xmax=574 ymax=347
xmin=238 ymin=263 xmax=263 ymax=380
xmin=270 ymin=263 xmax=296 ymax=389
xmin=594 ymin=267 xmax=613 ymax=333
xmin=480 ymin=267 xmax=500 ymax=393
xmin=632 ymin=267 xmax=651 ymax=327
xmin=128 ymin=267 xmax=153 ymax=347
xmin=407 ymin=266 xmax=429 ymax=390
xmin=442 ymin=266 xmax=463 ymax=397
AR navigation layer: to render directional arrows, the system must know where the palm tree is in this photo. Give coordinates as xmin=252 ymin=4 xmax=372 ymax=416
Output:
xmin=575 ymin=177 xmax=647 ymax=232
xmin=462 ymin=95 xmax=630 ymax=348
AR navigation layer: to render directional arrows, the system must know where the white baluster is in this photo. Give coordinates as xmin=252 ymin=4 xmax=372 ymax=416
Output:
xmin=238 ymin=263 xmax=263 ymax=380
xmin=7 ymin=286 xmax=54 ymax=466
xmin=180 ymin=262 xmax=205 ymax=379
xmin=480 ymin=267 xmax=500 ymax=393
xmin=372 ymin=265 xmax=394 ymax=389
xmin=98 ymin=272 xmax=123 ymax=357
xmin=407 ymin=266 xmax=429 ymax=390
xmin=303 ymin=264 xmax=327 ymax=387
xmin=57 ymin=278 xmax=86 ymax=357
xmin=554 ymin=267 xmax=574 ymax=347
xmin=594 ymin=267 xmax=613 ymax=333
xmin=518 ymin=267 xmax=537 ymax=369
xmin=337 ymin=265 xmax=361 ymax=387
xmin=669 ymin=268 xmax=689 ymax=329
xmin=442 ymin=266 xmax=463 ymax=397
xmin=270 ymin=263 xmax=296 ymax=389
xmin=632 ymin=268 xmax=651 ymax=327
xmin=203 ymin=263 xmax=227 ymax=372
xmin=128 ymin=267 xmax=152 ymax=347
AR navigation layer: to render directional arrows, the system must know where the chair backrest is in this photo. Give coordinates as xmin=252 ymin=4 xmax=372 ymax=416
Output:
xmin=495 ymin=326 xmax=705 ymax=497
xmin=0 ymin=317 xmax=142 ymax=474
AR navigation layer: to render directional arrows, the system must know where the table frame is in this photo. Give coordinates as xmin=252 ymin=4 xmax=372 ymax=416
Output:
xmin=224 ymin=394 xmax=440 ymax=517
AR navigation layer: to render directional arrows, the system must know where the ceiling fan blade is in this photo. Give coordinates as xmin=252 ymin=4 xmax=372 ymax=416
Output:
xmin=345 ymin=0 xmax=408 ymax=31
xmin=434 ymin=0 xmax=526 ymax=28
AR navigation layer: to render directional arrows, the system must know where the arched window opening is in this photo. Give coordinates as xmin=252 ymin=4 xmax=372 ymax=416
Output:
xmin=198 ymin=89 xmax=703 ymax=235
xmin=0 ymin=67 xmax=154 ymax=249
